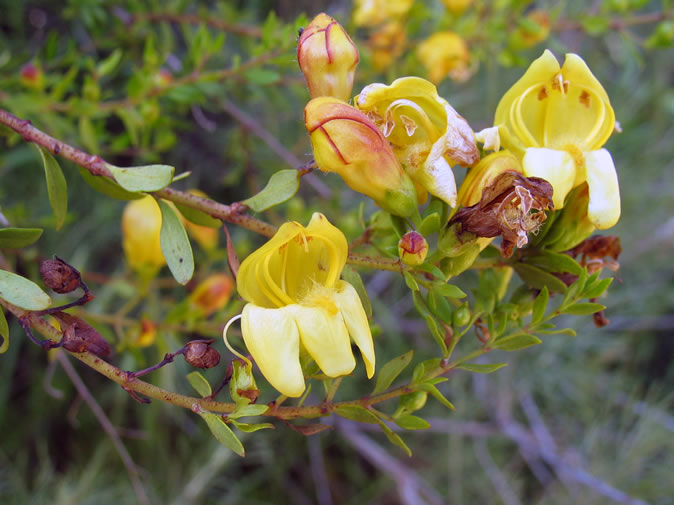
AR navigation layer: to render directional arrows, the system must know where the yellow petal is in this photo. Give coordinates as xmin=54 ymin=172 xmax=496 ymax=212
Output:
xmin=583 ymin=149 xmax=620 ymax=229
xmin=241 ymin=304 xmax=305 ymax=397
xmin=333 ymin=280 xmax=375 ymax=378
xmin=494 ymin=49 xmax=560 ymax=155
xmin=522 ymin=148 xmax=576 ymax=210
xmin=287 ymin=304 xmax=356 ymax=378
xmin=305 ymin=212 xmax=348 ymax=285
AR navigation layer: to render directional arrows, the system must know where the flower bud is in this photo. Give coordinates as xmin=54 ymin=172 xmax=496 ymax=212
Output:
xmin=40 ymin=257 xmax=81 ymax=294
xmin=122 ymin=196 xmax=166 ymax=277
xmin=305 ymin=97 xmax=418 ymax=217
xmin=353 ymin=0 xmax=414 ymax=28
xmin=398 ymin=231 xmax=429 ymax=266
xmin=229 ymin=359 xmax=260 ymax=406
xmin=508 ymin=10 xmax=550 ymax=50
xmin=20 ymin=62 xmax=44 ymax=89
xmin=188 ymin=274 xmax=234 ymax=317
xmin=297 ymin=13 xmax=359 ymax=101
xmin=184 ymin=340 xmax=221 ymax=369
xmin=368 ymin=22 xmax=407 ymax=71
xmin=398 ymin=391 xmax=428 ymax=413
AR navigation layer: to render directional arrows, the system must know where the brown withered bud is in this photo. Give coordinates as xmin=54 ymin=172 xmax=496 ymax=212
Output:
xmin=450 ymin=171 xmax=553 ymax=258
xmin=184 ymin=340 xmax=221 ymax=369
xmin=40 ymin=257 xmax=82 ymax=294
xmin=52 ymin=312 xmax=111 ymax=357
xmin=568 ymin=235 xmax=621 ymax=274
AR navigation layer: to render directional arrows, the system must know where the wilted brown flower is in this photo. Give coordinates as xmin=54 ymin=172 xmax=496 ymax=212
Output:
xmin=568 ymin=235 xmax=621 ymax=274
xmin=52 ymin=312 xmax=111 ymax=357
xmin=40 ymin=257 xmax=82 ymax=294
xmin=184 ymin=340 xmax=221 ymax=369
xmin=450 ymin=171 xmax=553 ymax=257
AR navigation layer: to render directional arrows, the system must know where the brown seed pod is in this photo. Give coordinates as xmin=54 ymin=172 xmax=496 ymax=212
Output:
xmin=40 ymin=258 xmax=81 ymax=294
xmin=184 ymin=341 xmax=221 ymax=369
xmin=52 ymin=312 xmax=111 ymax=357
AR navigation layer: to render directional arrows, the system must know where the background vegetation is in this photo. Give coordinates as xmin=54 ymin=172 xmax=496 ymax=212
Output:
xmin=1 ymin=1 xmax=672 ymax=504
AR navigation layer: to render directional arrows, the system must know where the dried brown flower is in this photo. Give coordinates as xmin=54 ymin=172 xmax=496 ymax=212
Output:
xmin=52 ymin=312 xmax=111 ymax=357
xmin=568 ymin=235 xmax=621 ymax=273
xmin=450 ymin=171 xmax=553 ymax=257
xmin=184 ymin=341 xmax=221 ymax=369
xmin=40 ymin=257 xmax=81 ymax=294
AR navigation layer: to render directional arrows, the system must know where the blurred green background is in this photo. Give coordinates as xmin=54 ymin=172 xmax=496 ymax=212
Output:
xmin=1 ymin=1 xmax=672 ymax=504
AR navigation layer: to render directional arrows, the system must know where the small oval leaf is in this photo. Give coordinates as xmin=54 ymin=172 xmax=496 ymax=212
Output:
xmin=493 ymin=333 xmax=542 ymax=351
xmin=0 ymin=227 xmax=43 ymax=249
xmin=158 ymin=200 xmax=194 ymax=285
xmin=372 ymin=350 xmax=414 ymax=395
xmin=36 ymin=146 xmax=68 ymax=230
xmin=457 ymin=363 xmax=507 ymax=374
xmin=174 ymin=202 xmax=221 ymax=228
xmin=78 ymin=166 xmax=144 ymax=200
xmin=198 ymin=411 xmax=245 ymax=457
xmin=0 ymin=269 xmax=52 ymax=310
xmin=514 ymin=263 xmax=568 ymax=293
xmin=394 ymin=415 xmax=431 ymax=430
xmin=107 ymin=163 xmax=175 ymax=192
xmin=242 ymin=169 xmax=300 ymax=212
xmin=0 ymin=307 xmax=9 ymax=354
xmin=186 ymin=371 xmax=212 ymax=398
xmin=561 ymin=302 xmax=606 ymax=316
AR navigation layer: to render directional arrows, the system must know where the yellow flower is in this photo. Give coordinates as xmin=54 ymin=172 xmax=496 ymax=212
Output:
xmin=305 ymin=96 xmax=418 ymax=217
xmin=416 ymin=32 xmax=472 ymax=84
xmin=121 ymin=196 xmax=165 ymax=276
xmin=355 ymin=76 xmax=479 ymax=207
xmin=441 ymin=0 xmax=473 ymax=15
xmin=494 ymin=50 xmax=620 ymax=228
xmin=236 ymin=213 xmax=375 ymax=397
xmin=508 ymin=10 xmax=550 ymax=50
xmin=353 ymin=0 xmax=414 ymax=27
xmin=297 ymin=13 xmax=360 ymax=101
xmin=368 ymin=21 xmax=407 ymax=71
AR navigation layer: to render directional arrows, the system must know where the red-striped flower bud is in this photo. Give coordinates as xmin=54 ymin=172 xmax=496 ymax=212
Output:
xmin=305 ymin=97 xmax=418 ymax=217
xmin=297 ymin=13 xmax=359 ymax=101
xmin=398 ymin=231 xmax=428 ymax=266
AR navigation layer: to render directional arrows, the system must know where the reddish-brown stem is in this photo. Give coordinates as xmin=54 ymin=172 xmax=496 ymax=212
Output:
xmin=131 ymin=11 xmax=263 ymax=38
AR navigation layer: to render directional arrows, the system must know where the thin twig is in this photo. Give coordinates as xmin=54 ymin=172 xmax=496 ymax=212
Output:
xmin=308 ymin=436 xmax=334 ymax=505
xmin=56 ymin=352 xmax=150 ymax=505
xmin=473 ymin=439 xmax=523 ymax=505
xmin=130 ymin=11 xmax=263 ymax=37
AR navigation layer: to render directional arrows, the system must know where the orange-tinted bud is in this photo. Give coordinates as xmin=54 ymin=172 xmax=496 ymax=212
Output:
xmin=305 ymin=97 xmax=418 ymax=217
xmin=20 ymin=63 xmax=44 ymax=89
xmin=121 ymin=196 xmax=166 ymax=277
xmin=297 ymin=13 xmax=359 ymax=101
xmin=188 ymin=274 xmax=234 ymax=317
xmin=154 ymin=69 xmax=173 ymax=87
xmin=133 ymin=319 xmax=157 ymax=348
xmin=398 ymin=231 xmax=429 ymax=266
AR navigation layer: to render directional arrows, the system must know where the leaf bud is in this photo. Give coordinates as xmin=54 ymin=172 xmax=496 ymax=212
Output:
xmin=398 ymin=231 xmax=429 ymax=266
xmin=297 ymin=13 xmax=359 ymax=101
xmin=184 ymin=340 xmax=221 ymax=369
xmin=452 ymin=303 xmax=471 ymax=327
xmin=40 ymin=257 xmax=81 ymax=294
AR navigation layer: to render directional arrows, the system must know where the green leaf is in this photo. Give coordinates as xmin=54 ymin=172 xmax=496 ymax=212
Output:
xmin=432 ymin=283 xmax=467 ymax=298
xmin=335 ymin=405 xmax=379 ymax=424
xmin=0 ymin=269 xmax=52 ymax=310
xmin=537 ymin=327 xmax=577 ymax=336
xmin=186 ymin=371 xmax=212 ymax=398
xmin=411 ymin=361 xmax=425 ymax=384
xmin=96 ymin=49 xmax=123 ymax=77
xmin=198 ymin=411 xmax=245 ymax=457
xmin=107 ymin=163 xmax=175 ymax=192
xmin=158 ymin=199 xmax=194 ymax=285
xmin=424 ymin=316 xmax=448 ymax=354
xmin=394 ymin=415 xmax=431 ymax=430
xmin=0 ymin=307 xmax=9 ymax=354
xmin=493 ymin=333 xmax=542 ymax=351
xmin=581 ymin=15 xmax=611 ymax=35
xmin=582 ymin=277 xmax=613 ymax=299
xmin=457 ymin=363 xmax=507 ymax=374
xmin=416 ymin=383 xmax=455 ymax=410
xmin=563 ymin=267 xmax=588 ymax=306
xmin=77 ymin=166 xmax=143 ymax=200
xmin=341 ymin=266 xmax=372 ymax=319
xmin=531 ymin=286 xmax=549 ymax=326
xmin=560 ymin=302 xmax=606 ymax=316
xmin=415 ymin=262 xmax=445 ymax=280
xmin=403 ymin=271 xmax=419 ymax=291
xmin=369 ymin=410 xmax=412 ymax=456
xmin=228 ymin=419 xmax=275 ymax=432
xmin=412 ymin=291 xmax=431 ymax=319
xmin=372 ymin=350 xmax=414 ymax=395
xmin=174 ymin=202 xmax=221 ymax=228
xmin=418 ymin=213 xmax=441 ymax=236
xmin=513 ymin=263 xmax=568 ymax=293
xmin=36 ymin=146 xmax=67 ymax=230
xmin=0 ymin=228 xmax=43 ymax=249
xmin=244 ymin=68 xmax=280 ymax=85
xmin=228 ymin=404 xmax=269 ymax=420
xmin=525 ymin=251 xmax=583 ymax=275
xmin=242 ymin=169 xmax=300 ymax=212
xmin=426 ymin=290 xmax=454 ymax=325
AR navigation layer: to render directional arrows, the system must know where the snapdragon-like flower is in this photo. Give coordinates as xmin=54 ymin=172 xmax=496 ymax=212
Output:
xmin=494 ymin=50 xmax=620 ymax=229
xmin=355 ymin=77 xmax=479 ymax=207
xmin=234 ymin=213 xmax=375 ymax=398
xmin=297 ymin=13 xmax=359 ymax=101
xmin=121 ymin=196 xmax=165 ymax=276
xmin=305 ymin=96 xmax=418 ymax=217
